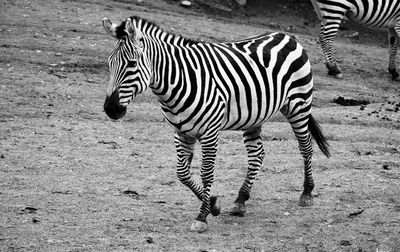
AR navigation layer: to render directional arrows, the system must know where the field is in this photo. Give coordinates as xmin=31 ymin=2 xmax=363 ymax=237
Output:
xmin=1 ymin=0 xmax=399 ymax=251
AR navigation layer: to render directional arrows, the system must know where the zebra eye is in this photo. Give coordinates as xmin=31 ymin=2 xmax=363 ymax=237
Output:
xmin=127 ymin=60 xmax=137 ymax=68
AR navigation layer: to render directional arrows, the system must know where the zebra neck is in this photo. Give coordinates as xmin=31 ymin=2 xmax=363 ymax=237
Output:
xmin=147 ymin=35 xmax=200 ymax=110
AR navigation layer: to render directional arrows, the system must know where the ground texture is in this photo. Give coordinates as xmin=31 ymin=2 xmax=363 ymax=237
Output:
xmin=1 ymin=0 xmax=399 ymax=251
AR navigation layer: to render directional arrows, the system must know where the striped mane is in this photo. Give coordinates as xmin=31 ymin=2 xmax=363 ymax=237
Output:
xmin=115 ymin=16 xmax=198 ymax=46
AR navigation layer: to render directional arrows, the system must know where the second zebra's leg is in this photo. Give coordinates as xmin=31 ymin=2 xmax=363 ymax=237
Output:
xmin=174 ymin=132 xmax=221 ymax=233
xmin=190 ymin=131 xmax=221 ymax=233
xmin=388 ymin=24 xmax=400 ymax=81
xmin=229 ymin=126 xmax=264 ymax=216
xmin=320 ymin=20 xmax=343 ymax=78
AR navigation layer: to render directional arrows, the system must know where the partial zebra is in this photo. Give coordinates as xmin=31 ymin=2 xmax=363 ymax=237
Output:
xmin=311 ymin=0 xmax=400 ymax=80
xmin=102 ymin=16 xmax=330 ymax=232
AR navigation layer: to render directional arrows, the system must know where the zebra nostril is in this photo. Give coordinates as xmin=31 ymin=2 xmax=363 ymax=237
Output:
xmin=104 ymin=90 xmax=127 ymax=120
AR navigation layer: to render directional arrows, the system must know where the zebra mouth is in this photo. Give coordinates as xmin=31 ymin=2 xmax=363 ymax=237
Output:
xmin=104 ymin=90 xmax=127 ymax=120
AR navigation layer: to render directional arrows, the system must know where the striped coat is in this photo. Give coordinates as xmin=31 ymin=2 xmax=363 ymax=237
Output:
xmin=102 ymin=16 xmax=330 ymax=232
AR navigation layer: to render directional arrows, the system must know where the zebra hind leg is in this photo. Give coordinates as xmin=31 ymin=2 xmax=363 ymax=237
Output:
xmin=289 ymin=118 xmax=315 ymax=206
xmin=320 ymin=21 xmax=343 ymax=79
xmin=229 ymin=126 xmax=264 ymax=217
xmin=281 ymin=102 xmax=316 ymax=207
xmin=388 ymin=26 xmax=400 ymax=81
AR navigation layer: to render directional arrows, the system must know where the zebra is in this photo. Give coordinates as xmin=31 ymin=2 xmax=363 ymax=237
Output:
xmin=102 ymin=16 xmax=330 ymax=232
xmin=310 ymin=0 xmax=400 ymax=80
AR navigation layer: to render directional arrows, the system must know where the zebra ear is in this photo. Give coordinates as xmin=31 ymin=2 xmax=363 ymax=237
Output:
xmin=102 ymin=18 xmax=118 ymax=39
xmin=125 ymin=18 xmax=139 ymax=40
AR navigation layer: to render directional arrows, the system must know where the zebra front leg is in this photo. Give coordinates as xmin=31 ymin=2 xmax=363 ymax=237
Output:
xmin=320 ymin=22 xmax=343 ymax=78
xmin=175 ymin=132 xmax=204 ymax=199
xmin=229 ymin=126 xmax=264 ymax=217
xmin=175 ymin=132 xmax=221 ymax=232
xmin=388 ymin=26 xmax=400 ymax=81
xmin=190 ymin=132 xmax=220 ymax=233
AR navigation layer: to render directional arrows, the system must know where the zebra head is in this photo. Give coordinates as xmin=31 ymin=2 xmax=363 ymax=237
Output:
xmin=102 ymin=17 xmax=150 ymax=120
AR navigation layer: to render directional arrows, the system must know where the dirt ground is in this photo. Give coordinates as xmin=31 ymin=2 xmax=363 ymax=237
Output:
xmin=1 ymin=0 xmax=400 ymax=251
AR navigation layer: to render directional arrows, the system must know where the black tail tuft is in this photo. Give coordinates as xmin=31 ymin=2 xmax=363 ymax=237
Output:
xmin=308 ymin=115 xmax=331 ymax=158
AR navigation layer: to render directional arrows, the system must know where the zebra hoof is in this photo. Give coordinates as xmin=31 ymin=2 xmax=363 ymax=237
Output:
xmin=327 ymin=68 xmax=342 ymax=79
xmin=328 ymin=72 xmax=343 ymax=79
xmin=228 ymin=202 xmax=246 ymax=217
xmin=392 ymin=75 xmax=400 ymax=81
xmin=190 ymin=220 xmax=208 ymax=233
xmin=334 ymin=73 xmax=343 ymax=79
xmin=210 ymin=196 xmax=221 ymax=216
xmin=299 ymin=194 xmax=313 ymax=207
xmin=389 ymin=68 xmax=399 ymax=81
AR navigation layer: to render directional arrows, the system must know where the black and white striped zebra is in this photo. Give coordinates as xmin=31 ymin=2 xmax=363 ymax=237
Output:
xmin=102 ymin=16 xmax=330 ymax=232
xmin=311 ymin=0 xmax=400 ymax=80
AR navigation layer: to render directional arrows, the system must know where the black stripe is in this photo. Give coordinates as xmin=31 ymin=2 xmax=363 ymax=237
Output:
xmin=271 ymin=35 xmax=297 ymax=113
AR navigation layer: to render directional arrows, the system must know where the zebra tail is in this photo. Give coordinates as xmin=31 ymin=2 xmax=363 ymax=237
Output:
xmin=308 ymin=115 xmax=331 ymax=158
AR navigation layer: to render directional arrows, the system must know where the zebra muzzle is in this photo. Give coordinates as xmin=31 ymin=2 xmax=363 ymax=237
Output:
xmin=104 ymin=90 xmax=127 ymax=120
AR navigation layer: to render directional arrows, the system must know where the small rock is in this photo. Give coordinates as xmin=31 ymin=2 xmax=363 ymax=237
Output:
xmin=20 ymin=207 xmax=38 ymax=214
xmin=383 ymin=164 xmax=391 ymax=170
xmin=333 ymin=96 xmax=369 ymax=106
xmin=236 ymin=0 xmax=247 ymax=6
xmin=345 ymin=32 xmax=359 ymax=39
xmin=121 ymin=189 xmax=139 ymax=196
xmin=180 ymin=0 xmax=191 ymax=7
xmin=340 ymin=240 xmax=351 ymax=246
xmin=348 ymin=208 xmax=364 ymax=218
xmin=146 ymin=236 xmax=154 ymax=243
xmin=32 ymin=217 xmax=40 ymax=223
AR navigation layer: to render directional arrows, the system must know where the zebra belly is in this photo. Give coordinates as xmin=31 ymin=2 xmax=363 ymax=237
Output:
xmin=219 ymin=89 xmax=288 ymax=131
xmin=223 ymin=105 xmax=287 ymax=131
xmin=348 ymin=14 xmax=396 ymax=30
xmin=161 ymin=91 xmax=286 ymax=136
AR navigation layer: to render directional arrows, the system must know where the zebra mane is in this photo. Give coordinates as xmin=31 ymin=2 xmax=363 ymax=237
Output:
xmin=115 ymin=16 xmax=199 ymax=46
